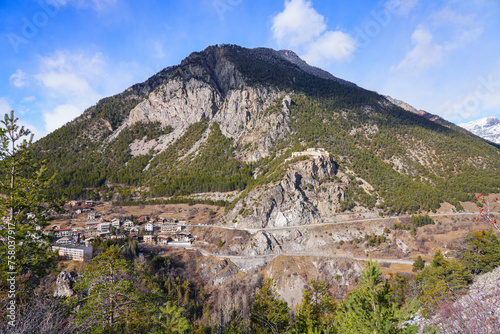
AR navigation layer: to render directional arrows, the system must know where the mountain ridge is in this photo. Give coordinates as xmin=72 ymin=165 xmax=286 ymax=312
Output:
xmin=32 ymin=44 xmax=500 ymax=220
xmin=460 ymin=116 xmax=500 ymax=144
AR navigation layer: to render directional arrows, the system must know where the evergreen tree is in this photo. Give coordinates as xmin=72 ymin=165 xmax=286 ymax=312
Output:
xmin=295 ymin=279 xmax=336 ymax=333
xmin=335 ymin=255 xmax=419 ymax=333
xmin=460 ymin=229 xmax=500 ymax=274
xmin=151 ymin=302 xmax=190 ymax=334
xmin=0 ymin=111 xmax=58 ymax=287
xmin=250 ymin=279 xmax=291 ymax=334
xmin=413 ymin=256 xmax=425 ymax=272
xmin=73 ymin=246 xmax=152 ymax=332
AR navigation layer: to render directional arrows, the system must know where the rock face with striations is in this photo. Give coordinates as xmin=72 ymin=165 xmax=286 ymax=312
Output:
xmin=121 ymin=47 xmax=295 ymax=162
xmin=53 ymin=271 xmax=78 ymax=297
xmin=226 ymin=152 xmax=348 ymax=229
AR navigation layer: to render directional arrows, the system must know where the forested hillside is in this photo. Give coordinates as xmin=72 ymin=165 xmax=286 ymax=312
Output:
xmin=31 ymin=45 xmax=500 ymax=214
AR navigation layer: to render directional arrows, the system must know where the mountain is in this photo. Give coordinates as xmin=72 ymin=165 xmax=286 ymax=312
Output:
xmin=385 ymin=96 xmax=475 ymax=134
xmin=459 ymin=116 xmax=500 ymax=144
xmin=33 ymin=44 xmax=500 ymax=224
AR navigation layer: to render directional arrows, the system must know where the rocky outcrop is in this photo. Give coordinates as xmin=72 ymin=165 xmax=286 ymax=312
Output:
xmin=226 ymin=154 xmax=347 ymax=228
xmin=242 ymin=231 xmax=283 ymax=256
xmin=128 ymin=78 xmax=222 ymax=128
xmin=53 ymin=271 xmax=77 ymax=297
xmin=420 ymin=266 xmax=500 ymax=333
xmin=120 ymin=63 xmax=290 ymax=161
xmin=199 ymin=258 xmax=239 ymax=286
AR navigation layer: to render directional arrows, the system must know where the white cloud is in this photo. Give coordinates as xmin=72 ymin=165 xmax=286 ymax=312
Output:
xmin=303 ymin=31 xmax=357 ymax=64
xmin=34 ymin=51 xmax=106 ymax=131
xmin=9 ymin=69 xmax=28 ymax=88
xmin=34 ymin=51 xmax=106 ymax=100
xmin=43 ymin=104 xmax=81 ymax=133
xmin=272 ymin=0 xmax=326 ymax=47
xmin=271 ymin=0 xmax=356 ymax=65
xmin=152 ymin=40 xmax=166 ymax=59
xmin=392 ymin=26 xmax=442 ymax=72
xmin=392 ymin=4 xmax=483 ymax=75
xmin=0 ymin=98 xmax=12 ymax=114
xmin=430 ymin=7 xmax=472 ymax=27
xmin=21 ymin=96 xmax=36 ymax=103
xmin=31 ymin=49 xmax=146 ymax=133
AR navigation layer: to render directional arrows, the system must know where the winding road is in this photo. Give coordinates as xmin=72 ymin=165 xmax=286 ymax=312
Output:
xmin=189 ymin=211 xmax=499 ymax=233
xmin=193 ymin=247 xmax=415 ymax=265
xmin=181 ymin=211 xmax=498 ymax=265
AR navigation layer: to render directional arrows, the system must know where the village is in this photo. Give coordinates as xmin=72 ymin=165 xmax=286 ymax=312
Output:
xmin=48 ymin=200 xmax=197 ymax=262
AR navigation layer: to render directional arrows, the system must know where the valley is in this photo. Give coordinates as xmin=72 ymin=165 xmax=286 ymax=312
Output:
xmin=3 ymin=44 xmax=500 ymax=333
xmin=50 ymin=192 xmax=498 ymax=306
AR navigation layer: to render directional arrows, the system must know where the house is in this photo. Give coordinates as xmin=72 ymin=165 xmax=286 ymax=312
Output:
xmin=53 ymin=228 xmax=71 ymax=238
xmin=157 ymin=217 xmax=166 ymax=223
xmin=129 ymin=226 xmax=140 ymax=234
xmin=86 ymin=211 xmax=102 ymax=229
xmin=84 ymin=229 xmax=99 ymax=238
xmin=109 ymin=234 xmax=127 ymax=240
xmin=111 ymin=218 xmax=121 ymax=228
xmin=144 ymin=222 xmax=155 ymax=232
xmin=157 ymin=235 xmax=171 ymax=245
xmin=160 ymin=223 xmax=182 ymax=233
xmin=137 ymin=215 xmax=148 ymax=224
xmin=174 ymin=232 xmax=193 ymax=243
xmin=55 ymin=236 xmax=75 ymax=245
xmin=87 ymin=211 xmax=99 ymax=221
xmin=97 ymin=222 xmax=111 ymax=233
xmin=84 ymin=237 xmax=95 ymax=246
xmin=52 ymin=245 xmax=93 ymax=262
xmin=143 ymin=232 xmax=156 ymax=243
xmin=123 ymin=220 xmax=134 ymax=230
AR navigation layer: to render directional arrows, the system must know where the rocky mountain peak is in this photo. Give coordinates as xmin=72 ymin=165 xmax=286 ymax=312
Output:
xmin=459 ymin=116 xmax=500 ymax=144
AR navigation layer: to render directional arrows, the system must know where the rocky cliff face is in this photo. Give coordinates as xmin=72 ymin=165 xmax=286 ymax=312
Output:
xmin=123 ymin=73 xmax=290 ymax=161
xmin=114 ymin=46 xmax=356 ymax=163
xmin=225 ymin=153 xmax=347 ymax=229
xmin=53 ymin=271 xmax=77 ymax=297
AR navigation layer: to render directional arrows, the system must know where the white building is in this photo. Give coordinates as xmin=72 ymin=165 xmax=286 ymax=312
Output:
xmin=123 ymin=220 xmax=134 ymax=230
xmin=290 ymin=148 xmax=329 ymax=159
xmin=52 ymin=245 xmax=93 ymax=262
xmin=55 ymin=236 xmax=75 ymax=245
xmin=111 ymin=218 xmax=121 ymax=228
xmin=144 ymin=222 xmax=155 ymax=232
xmin=97 ymin=222 xmax=111 ymax=233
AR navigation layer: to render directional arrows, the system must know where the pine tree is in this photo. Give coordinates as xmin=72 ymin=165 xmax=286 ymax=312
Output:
xmin=413 ymin=256 xmax=425 ymax=272
xmin=295 ymin=279 xmax=336 ymax=333
xmin=151 ymin=302 xmax=190 ymax=334
xmin=73 ymin=246 xmax=146 ymax=332
xmin=0 ymin=111 xmax=59 ymax=286
xmin=250 ymin=279 xmax=291 ymax=334
xmin=335 ymin=254 xmax=419 ymax=333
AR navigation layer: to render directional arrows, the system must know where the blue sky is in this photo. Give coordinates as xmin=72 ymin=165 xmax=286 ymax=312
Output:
xmin=1 ymin=0 xmax=500 ymax=140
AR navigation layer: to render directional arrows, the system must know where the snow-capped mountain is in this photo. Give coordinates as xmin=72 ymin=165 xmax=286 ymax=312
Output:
xmin=459 ymin=116 xmax=500 ymax=144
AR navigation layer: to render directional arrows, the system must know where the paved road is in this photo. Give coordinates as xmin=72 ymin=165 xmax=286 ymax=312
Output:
xmin=188 ymin=211 xmax=499 ymax=233
xmin=192 ymin=247 xmax=414 ymax=265
xmin=182 ymin=211 xmax=499 ymax=266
